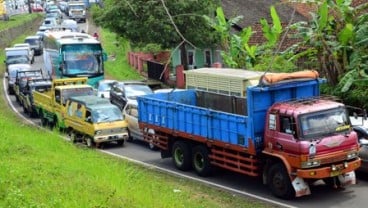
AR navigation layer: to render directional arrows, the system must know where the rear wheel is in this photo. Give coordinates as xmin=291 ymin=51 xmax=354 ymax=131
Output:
xmin=268 ymin=163 xmax=295 ymax=199
xmin=172 ymin=141 xmax=192 ymax=171
xmin=192 ymin=145 xmax=212 ymax=177
xmin=40 ymin=111 xmax=48 ymax=127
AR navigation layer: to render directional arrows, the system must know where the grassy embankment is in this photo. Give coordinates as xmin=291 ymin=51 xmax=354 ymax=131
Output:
xmin=0 ymin=15 xmax=270 ymax=207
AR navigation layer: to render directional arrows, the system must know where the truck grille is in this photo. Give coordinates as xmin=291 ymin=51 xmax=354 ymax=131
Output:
xmin=98 ymin=128 xmax=125 ymax=136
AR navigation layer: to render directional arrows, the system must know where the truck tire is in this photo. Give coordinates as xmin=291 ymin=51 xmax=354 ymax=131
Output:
xmin=172 ymin=141 xmax=192 ymax=171
xmin=267 ymin=163 xmax=295 ymax=199
xmin=23 ymin=105 xmax=28 ymax=114
xmin=86 ymin=137 xmax=95 ymax=148
xmin=40 ymin=111 xmax=48 ymax=127
xmin=69 ymin=130 xmax=77 ymax=143
xmin=192 ymin=145 xmax=212 ymax=177
xmin=116 ymin=140 xmax=124 ymax=147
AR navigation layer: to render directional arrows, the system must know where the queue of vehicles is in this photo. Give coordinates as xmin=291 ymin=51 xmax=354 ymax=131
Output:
xmin=3 ymin=7 xmax=368 ymax=200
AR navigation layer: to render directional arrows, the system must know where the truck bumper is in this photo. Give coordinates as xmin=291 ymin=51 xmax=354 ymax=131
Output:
xmin=94 ymin=133 xmax=129 ymax=143
xmin=295 ymin=158 xmax=361 ymax=179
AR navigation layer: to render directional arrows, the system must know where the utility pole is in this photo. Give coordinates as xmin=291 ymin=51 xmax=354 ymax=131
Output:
xmin=27 ymin=0 xmax=32 ymax=14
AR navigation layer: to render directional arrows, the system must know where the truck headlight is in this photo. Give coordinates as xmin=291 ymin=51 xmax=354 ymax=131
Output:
xmin=301 ymin=160 xmax=321 ymax=168
xmin=95 ymin=130 xmax=102 ymax=135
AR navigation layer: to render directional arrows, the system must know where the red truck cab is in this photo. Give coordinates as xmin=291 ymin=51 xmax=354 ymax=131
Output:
xmin=263 ymin=97 xmax=361 ymax=197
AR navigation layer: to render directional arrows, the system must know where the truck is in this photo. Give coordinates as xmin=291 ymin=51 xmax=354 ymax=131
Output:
xmin=185 ymin=67 xmax=263 ymax=97
xmin=13 ymin=69 xmax=44 ymax=104
xmin=64 ymin=95 xmax=129 ymax=147
xmin=137 ymin=72 xmax=361 ymax=199
xmin=33 ymin=77 xmax=94 ymax=129
xmin=21 ymin=78 xmax=52 ymax=118
xmin=67 ymin=1 xmax=86 ymax=23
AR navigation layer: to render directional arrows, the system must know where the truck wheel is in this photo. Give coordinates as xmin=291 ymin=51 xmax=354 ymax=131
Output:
xmin=86 ymin=137 xmax=95 ymax=148
xmin=192 ymin=145 xmax=212 ymax=177
xmin=172 ymin=141 xmax=192 ymax=171
xmin=23 ymin=105 xmax=28 ymax=114
xmin=116 ymin=140 xmax=124 ymax=147
xmin=70 ymin=130 xmax=77 ymax=143
xmin=268 ymin=163 xmax=295 ymax=199
xmin=40 ymin=112 xmax=48 ymax=127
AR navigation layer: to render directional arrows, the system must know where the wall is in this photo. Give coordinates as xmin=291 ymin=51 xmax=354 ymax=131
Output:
xmin=0 ymin=15 xmax=42 ymax=49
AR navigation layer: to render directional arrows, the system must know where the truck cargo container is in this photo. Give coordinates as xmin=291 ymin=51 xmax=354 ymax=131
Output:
xmin=138 ymin=74 xmax=361 ymax=199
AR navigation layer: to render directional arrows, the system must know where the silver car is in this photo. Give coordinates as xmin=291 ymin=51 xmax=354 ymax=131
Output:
xmin=122 ymin=100 xmax=157 ymax=150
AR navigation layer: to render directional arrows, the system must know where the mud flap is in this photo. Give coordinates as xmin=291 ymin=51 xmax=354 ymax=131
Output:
xmin=292 ymin=177 xmax=311 ymax=197
xmin=338 ymin=171 xmax=356 ymax=186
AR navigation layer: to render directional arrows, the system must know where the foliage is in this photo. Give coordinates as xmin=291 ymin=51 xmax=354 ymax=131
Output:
xmin=204 ymin=6 xmax=293 ymax=71
xmin=93 ymin=0 xmax=221 ymax=69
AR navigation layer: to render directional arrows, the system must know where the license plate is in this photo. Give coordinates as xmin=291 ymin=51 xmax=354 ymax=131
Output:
xmin=330 ymin=170 xmax=341 ymax=177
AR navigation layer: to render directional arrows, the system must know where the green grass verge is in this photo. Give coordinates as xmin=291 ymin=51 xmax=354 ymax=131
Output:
xmin=0 ymin=13 xmax=42 ymax=31
xmin=100 ymin=30 xmax=143 ymax=81
xmin=0 ymin=15 xmax=271 ymax=208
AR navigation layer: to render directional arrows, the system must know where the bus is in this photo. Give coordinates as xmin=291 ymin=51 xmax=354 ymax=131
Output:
xmin=43 ymin=31 xmax=107 ymax=88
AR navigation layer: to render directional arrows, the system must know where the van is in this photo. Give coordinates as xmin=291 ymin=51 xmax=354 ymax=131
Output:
xmin=24 ymin=36 xmax=43 ymax=56
xmin=4 ymin=47 xmax=32 ymax=72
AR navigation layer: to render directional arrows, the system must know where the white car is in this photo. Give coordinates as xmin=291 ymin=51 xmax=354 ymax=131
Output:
xmin=12 ymin=44 xmax=35 ymax=64
xmin=96 ymin=79 xmax=116 ymax=99
xmin=122 ymin=100 xmax=157 ymax=150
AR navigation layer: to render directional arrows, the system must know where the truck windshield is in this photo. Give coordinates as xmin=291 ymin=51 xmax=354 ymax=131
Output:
xmin=299 ymin=107 xmax=350 ymax=140
xmin=62 ymin=44 xmax=103 ymax=77
xmin=91 ymin=106 xmax=123 ymax=123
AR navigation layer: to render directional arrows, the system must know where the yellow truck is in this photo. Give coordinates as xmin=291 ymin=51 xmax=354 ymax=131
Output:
xmin=64 ymin=95 xmax=129 ymax=147
xmin=33 ymin=77 xmax=94 ymax=129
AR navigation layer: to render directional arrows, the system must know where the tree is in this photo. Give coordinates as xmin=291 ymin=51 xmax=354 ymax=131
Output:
xmin=92 ymin=0 xmax=221 ymax=70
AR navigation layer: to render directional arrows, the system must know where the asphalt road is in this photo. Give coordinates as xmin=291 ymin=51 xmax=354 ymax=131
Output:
xmin=4 ymin=20 xmax=368 ymax=208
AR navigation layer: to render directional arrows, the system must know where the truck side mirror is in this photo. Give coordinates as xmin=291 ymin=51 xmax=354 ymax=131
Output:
xmin=86 ymin=116 xmax=92 ymax=123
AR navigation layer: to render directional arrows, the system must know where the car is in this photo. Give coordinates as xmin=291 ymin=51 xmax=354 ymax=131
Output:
xmin=42 ymin=18 xmax=58 ymax=29
xmin=110 ymin=81 xmax=153 ymax=110
xmin=45 ymin=11 xmax=63 ymax=24
xmin=24 ymin=36 xmax=43 ymax=56
xmin=60 ymin=19 xmax=79 ymax=32
xmin=352 ymin=124 xmax=368 ymax=173
xmin=122 ymin=100 xmax=157 ymax=150
xmin=4 ymin=47 xmax=31 ymax=72
xmin=13 ymin=43 xmax=35 ymax=64
xmin=5 ymin=64 xmax=32 ymax=94
xmin=96 ymin=79 xmax=115 ymax=99
xmin=31 ymin=4 xmax=44 ymax=12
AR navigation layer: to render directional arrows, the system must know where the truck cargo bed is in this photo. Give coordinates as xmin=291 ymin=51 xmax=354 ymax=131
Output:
xmin=138 ymin=79 xmax=322 ymax=153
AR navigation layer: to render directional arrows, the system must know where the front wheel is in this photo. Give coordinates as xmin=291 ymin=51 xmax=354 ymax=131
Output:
xmin=267 ymin=163 xmax=295 ymax=199
xmin=192 ymin=145 xmax=212 ymax=177
xmin=86 ymin=137 xmax=95 ymax=148
xmin=116 ymin=140 xmax=124 ymax=147
xmin=172 ymin=141 xmax=192 ymax=171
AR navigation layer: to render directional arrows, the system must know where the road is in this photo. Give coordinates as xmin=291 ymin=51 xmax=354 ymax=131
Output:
xmin=4 ymin=20 xmax=368 ymax=208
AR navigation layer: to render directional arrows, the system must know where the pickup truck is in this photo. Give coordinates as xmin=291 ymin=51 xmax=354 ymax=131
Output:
xmin=13 ymin=69 xmax=44 ymax=104
xmin=21 ymin=78 xmax=52 ymax=118
xmin=64 ymin=95 xmax=129 ymax=147
xmin=33 ymin=77 xmax=94 ymax=129
xmin=138 ymin=71 xmax=361 ymax=199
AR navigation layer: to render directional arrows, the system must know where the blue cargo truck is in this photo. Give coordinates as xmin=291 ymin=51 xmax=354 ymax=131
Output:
xmin=138 ymin=77 xmax=361 ymax=199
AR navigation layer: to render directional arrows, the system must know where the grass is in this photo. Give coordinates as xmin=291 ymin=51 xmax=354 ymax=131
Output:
xmin=0 ymin=15 xmax=272 ymax=208
xmin=0 ymin=13 xmax=43 ymax=31
xmin=100 ymin=30 xmax=143 ymax=81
